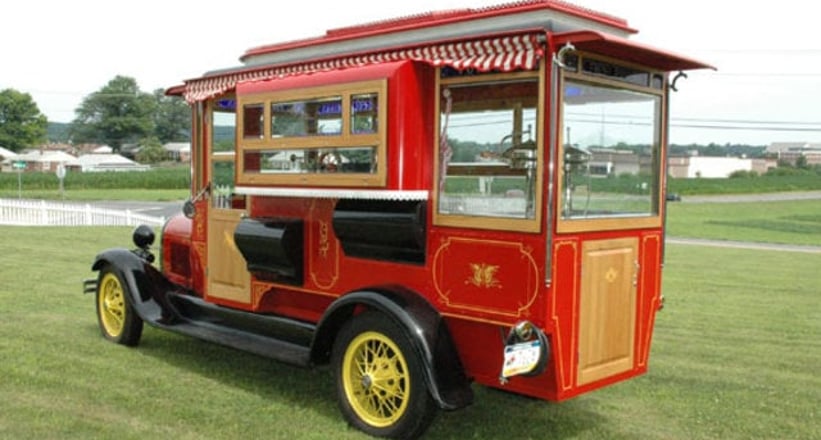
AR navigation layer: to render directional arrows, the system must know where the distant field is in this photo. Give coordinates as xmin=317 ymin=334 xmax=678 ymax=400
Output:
xmin=1 ymin=168 xmax=820 ymax=201
xmin=667 ymin=199 xmax=821 ymax=246
xmin=0 ymin=188 xmax=188 ymax=202
xmin=669 ymin=173 xmax=821 ymax=195
xmin=0 ymin=225 xmax=818 ymax=439
xmin=0 ymin=167 xmax=189 ymax=192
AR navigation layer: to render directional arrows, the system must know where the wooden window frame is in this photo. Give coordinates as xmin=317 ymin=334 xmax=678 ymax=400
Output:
xmin=556 ymin=52 xmax=667 ymax=234
xmin=236 ymin=80 xmax=388 ymax=188
xmin=433 ymin=67 xmax=546 ymax=233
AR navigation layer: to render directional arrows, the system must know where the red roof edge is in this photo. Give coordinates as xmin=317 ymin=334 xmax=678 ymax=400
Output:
xmin=165 ymin=84 xmax=186 ymax=97
xmin=240 ymin=0 xmax=634 ymax=62
xmin=553 ymin=30 xmax=716 ymax=72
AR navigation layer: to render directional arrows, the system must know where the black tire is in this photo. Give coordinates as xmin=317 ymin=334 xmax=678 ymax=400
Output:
xmin=95 ymin=265 xmax=143 ymax=346
xmin=331 ymin=311 xmax=437 ymax=439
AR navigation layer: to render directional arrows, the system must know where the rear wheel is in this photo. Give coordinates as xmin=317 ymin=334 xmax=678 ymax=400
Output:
xmin=332 ymin=311 xmax=437 ymax=439
xmin=96 ymin=266 xmax=143 ymax=346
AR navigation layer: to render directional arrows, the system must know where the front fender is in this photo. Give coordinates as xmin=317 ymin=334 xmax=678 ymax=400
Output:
xmin=312 ymin=287 xmax=474 ymax=410
xmin=92 ymin=248 xmax=179 ymax=325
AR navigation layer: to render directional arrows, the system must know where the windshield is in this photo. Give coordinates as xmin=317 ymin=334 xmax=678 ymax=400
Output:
xmin=560 ymin=79 xmax=662 ymax=220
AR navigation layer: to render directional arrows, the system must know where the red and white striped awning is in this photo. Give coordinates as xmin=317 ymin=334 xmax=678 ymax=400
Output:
xmin=184 ymin=33 xmax=544 ymax=103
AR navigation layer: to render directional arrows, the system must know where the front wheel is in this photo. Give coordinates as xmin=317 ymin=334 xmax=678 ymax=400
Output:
xmin=96 ymin=266 xmax=143 ymax=346
xmin=332 ymin=312 xmax=437 ymax=439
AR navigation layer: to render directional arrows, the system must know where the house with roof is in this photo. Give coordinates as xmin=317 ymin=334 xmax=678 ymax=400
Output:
xmin=2 ymin=150 xmax=77 ymax=173
xmin=0 ymin=146 xmax=16 ymax=160
xmin=163 ymin=142 xmax=191 ymax=162
xmin=668 ymin=155 xmax=777 ymax=178
xmin=66 ymin=154 xmax=150 ymax=172
xmin=766 ymin=142 xmax=821 ymax=166
xmin=0 ymin=146 xmax=18 ymax=172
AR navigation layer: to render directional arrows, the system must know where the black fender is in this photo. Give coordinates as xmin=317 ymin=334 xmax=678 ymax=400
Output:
xmin=92 ymin=248 xmax=180 ymax=325
xmin=311 ymin=287 xmax=474 ymax=410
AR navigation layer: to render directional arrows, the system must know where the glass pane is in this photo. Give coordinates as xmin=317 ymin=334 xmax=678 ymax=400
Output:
xmin=561 ymin=80 xmax=661 ymax=219
xmin=351 ymin=93 xmax=378 ymax=134
xmin=243 ymin=147 xmax=376 ymax=174
xmin=212 ymin=109 xmax=236 ymax=152
xmin=271 ymin=96 xmax=342 ymax=137
xmin=242 ymin=103 xmax=264 ymax=139
xmin=438 ymin=79 xmax=539 ymax=219
xmin=212 ymin=159 xmax=235 ymax=208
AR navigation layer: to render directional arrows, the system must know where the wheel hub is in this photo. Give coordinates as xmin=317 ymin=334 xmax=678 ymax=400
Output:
xmin=361 ymin=374 xmax=373 ymax=389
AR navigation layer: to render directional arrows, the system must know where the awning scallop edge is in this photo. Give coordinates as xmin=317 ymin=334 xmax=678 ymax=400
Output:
xmin=183 ymin=33 xmax=545 ymax=103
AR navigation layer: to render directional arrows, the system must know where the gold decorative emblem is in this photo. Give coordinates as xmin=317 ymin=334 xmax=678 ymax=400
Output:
xmin=318 ymin=220 xmax=330 ymax=258
xmin=605 ymin=267 xmax=619 ymax=283
xmin=467 ymin=263 xmax=502 ymax=289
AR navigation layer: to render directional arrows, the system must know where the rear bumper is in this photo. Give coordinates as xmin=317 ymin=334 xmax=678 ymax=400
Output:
xmin=83 ymin=278 xmax=97 ymax=294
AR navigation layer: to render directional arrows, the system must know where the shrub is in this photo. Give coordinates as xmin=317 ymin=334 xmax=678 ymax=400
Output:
xmin=0 ymin=167 xmax=190 ymax=191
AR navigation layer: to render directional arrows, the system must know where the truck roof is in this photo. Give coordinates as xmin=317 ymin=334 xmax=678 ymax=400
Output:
xmin=239 ymin=0 xmax=635 ymax=67
xmin=172 ymin=0 xmax=710 ymax=102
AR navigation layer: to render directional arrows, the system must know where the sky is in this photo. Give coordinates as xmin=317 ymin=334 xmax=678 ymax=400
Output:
xmin=2 ymin=0 xmax=820 ymax=146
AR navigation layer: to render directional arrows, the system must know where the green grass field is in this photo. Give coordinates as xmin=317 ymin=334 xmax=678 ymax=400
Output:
xmin=0 ymin=188 xmax=188 ymax=202
xmin=667 ymin=199 xmax=821 ymax=246
xmin=0 ymin=220 xmax=818 ymax=439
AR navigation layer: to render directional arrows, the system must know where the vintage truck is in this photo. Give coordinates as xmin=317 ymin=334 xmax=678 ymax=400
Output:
xmin=86 ymin=1 xmax=709 ymax=438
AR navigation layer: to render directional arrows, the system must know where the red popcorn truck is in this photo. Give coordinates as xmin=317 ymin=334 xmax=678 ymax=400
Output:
xmin=86 ymin=1 xmax=710 ymax=437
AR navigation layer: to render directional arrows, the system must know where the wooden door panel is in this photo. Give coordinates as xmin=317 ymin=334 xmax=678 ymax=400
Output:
xmin=577 ymin=237 xmax=638 ymax=386
xmin=207 ymin=208 xmax=251 ymax=303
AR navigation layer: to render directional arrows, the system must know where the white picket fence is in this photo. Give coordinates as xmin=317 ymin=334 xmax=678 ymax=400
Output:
xmin=0 ymin=199 xmax=165 ymax=227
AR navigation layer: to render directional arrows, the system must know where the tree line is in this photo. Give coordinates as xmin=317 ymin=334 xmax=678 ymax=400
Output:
xmin=0 ymin=76 xmax=190 ymax=162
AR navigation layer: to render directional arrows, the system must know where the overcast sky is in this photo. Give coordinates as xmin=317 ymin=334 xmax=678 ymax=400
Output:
xmin=2 ymin=0 xmax=819 ymax=145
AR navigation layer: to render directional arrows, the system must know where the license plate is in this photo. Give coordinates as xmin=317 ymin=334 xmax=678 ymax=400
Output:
xmin=502 ymin=340 xmax=541 ymax=378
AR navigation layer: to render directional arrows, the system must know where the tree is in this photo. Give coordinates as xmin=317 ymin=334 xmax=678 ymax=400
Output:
xmin=135 ymin=136 xmax=168 ymax=164
xmin=0 ymin=89 xmax=48 ymax=152
xmin=70 ymin=76 xmax=155 ymax=152
xmin=152 ymin=88 xmax=190 ymax=143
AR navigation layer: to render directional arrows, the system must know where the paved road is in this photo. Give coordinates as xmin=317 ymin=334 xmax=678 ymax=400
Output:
xmin=679 ymin=190 xmax=821 ymax=203
xmin=666 ymin=237 xmax=821 ymax=254
xmin=92 ymin=200 xmax=183 ymax=220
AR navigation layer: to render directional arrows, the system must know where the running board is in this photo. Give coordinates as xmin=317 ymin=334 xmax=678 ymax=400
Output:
xmin=154 ymin=293 xmax=315 ymax=367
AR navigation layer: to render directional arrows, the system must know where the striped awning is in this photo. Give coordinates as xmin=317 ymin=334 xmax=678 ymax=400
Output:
xmin=184 ymin=33 xmax=544 ymax=103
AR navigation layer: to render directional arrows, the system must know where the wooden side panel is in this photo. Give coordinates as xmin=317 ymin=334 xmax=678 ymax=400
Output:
xmin=207 ymin=208 xmax=251 ymax=304
xmin=577 ymin=237 xmax=638 ymax=386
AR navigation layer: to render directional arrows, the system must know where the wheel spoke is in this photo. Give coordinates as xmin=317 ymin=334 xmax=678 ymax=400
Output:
xmin=341 ymin=327 xmax=414 ymax=427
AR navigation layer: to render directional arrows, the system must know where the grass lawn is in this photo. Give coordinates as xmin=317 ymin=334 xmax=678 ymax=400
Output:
xmin=0 ymin=226 xmax=818 ymax=439
xmin=666 ymin=199 xmax=821 ymax=246
xmin=0 ymin=189 xmax=188 ymax=202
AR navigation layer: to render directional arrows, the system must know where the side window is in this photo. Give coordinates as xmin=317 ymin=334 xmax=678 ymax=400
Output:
xmin=211 ymin=97 xmax=240 ymax=209
xmin=435 ymin=73 xmax=543 ymax=232
xmin=236 ymin=80 xmax=387 ymax=187
xmin=271 ymin=96 xmax=342 ymax=136
xmin=242 ymin=103 xmax=264 ymax=140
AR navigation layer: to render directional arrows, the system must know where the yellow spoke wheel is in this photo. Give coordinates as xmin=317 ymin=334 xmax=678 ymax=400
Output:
xmin=98 ymin=272 xmax=127 ymax=338
xmin=95 ymin=266 xmax=143 ymax=346
xmin=332 ymin=312 xmax=437 ymax=438
xmin=342 ymin=331 xmax=410 ymax=427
